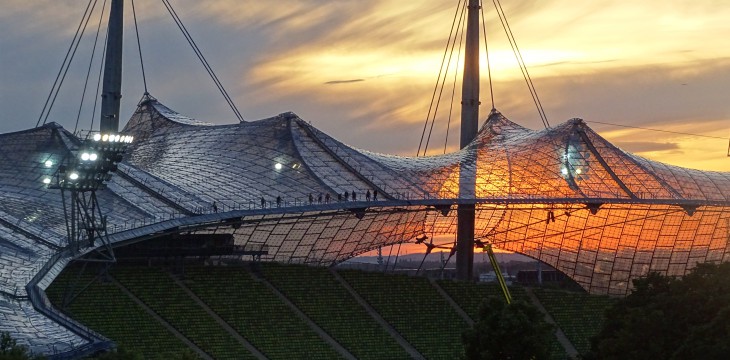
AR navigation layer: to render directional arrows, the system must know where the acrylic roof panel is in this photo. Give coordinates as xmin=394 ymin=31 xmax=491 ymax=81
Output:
xmin=1 ymin=95 xmax=729 ymax=356
xmin=0 ymin=295 xmax=88 ymax=354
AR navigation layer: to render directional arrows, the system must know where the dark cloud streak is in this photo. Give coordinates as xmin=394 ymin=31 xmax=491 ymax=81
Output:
xmin=324 ymin=79 xmax=364 ymax=85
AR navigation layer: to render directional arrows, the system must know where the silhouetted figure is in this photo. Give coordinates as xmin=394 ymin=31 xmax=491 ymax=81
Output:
xmin=546 ymin=210 xmax=556 ymax=224
xmin=325 ymin=193 xmax=331 ymax=203
xmin=212 ymin=201 xmax=218 ymax=213
xmin=276 ymin=195 xmax=282 ymax=207
xmin=261 ymin=196 xmax=266 ymax=208
xmin=318 ymin=193 xmax=323 ymax=204
xmin=352 ymin=190 xmax=356 ymax=201
xmin=344 ymin=191 xmax=349 ymax=201
xmin=366 ymin=190 xmax=371 ymax=201
xmin=309 ymin=193 xmax=314 ymax=204
xmin=373 ymin=190 xmax=378 ymax=201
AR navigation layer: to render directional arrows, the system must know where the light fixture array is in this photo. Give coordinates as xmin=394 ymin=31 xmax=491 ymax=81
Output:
xmin=46 ymin=133 xmax=133 ymax=191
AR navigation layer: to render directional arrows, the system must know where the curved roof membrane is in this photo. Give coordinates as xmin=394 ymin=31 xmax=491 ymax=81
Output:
xmin=1 ymin=94 xmax=729 ymax=356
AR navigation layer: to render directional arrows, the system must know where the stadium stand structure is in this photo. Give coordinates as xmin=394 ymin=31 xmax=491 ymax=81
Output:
xmin=533 ymin=288 xmax=615 ymax=354
xmin=182 ymin=265 xmax=343 ymax=360
xmin=261 ymin=263 xmax=410 ymax=359
xmin=436 ymin=280 xmax=567 ymax=360
xmin=46 ymin=262 xmax=623 ymax=359
xmin=45 ymin=272 xmax=191 ymax=359
xmin=338 ymin=269 xmax=468 ymax=359
xmin=4 ymin=0 xmax=730 ymax=355
xmin=4 ymin=95 xmax=730 ymax=355
xmin=112 ymin=266 xmax=256 ymax=359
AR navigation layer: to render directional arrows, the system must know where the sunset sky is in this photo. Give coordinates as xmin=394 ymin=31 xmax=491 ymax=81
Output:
xmin=2 ymin=0 xmax=729 ymax=171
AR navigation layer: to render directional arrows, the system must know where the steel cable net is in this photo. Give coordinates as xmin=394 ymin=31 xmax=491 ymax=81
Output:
xmin=2 ymin=99 xmax=730 ymax=353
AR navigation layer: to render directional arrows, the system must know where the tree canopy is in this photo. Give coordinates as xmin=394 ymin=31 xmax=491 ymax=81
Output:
xmin=587 ymin=262 xmax=730 ymax=360
xmin=0 ymin=332 xmax=44 ymax=360
xmin=462 ymin=297 xmax=554 ymax=360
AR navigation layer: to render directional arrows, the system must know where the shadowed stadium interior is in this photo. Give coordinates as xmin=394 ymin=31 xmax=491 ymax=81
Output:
xmin=46 ymin=262 xmax=614 ymax=359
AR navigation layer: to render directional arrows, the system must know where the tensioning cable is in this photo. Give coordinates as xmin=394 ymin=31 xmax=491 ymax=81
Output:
xmin=443 ymin=14 xmax=466 ymax=154
xmin=417 ymin=0 xmax=465 ymax=156
xmin=423 ymin=1 xmax=467 ymax=156
xmin=74 ymin=0 xmax=108 ymax=134
xmin=492 ymin=0 xmax=550 ymax=129
xmin=480 ymin=0 xmax=495 ymax=110
xmin=131 ymin=0 xmax=148 ymax=95
xmin=161 ymin=0 xmax=245 ymax=122
xmin=36 ymin=0 xmax=98 ymax=127
xmin=89 ymin=24 xmax=109 ymax=134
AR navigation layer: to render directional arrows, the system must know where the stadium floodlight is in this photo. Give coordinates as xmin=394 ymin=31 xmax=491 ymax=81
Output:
xmin=44 ymin=160 xmax=53 ymax=168
xmin=42 ymin=177 xmax=51 ymax=184
xmin=47 ymin=133 xmax=133 ymax=191
xmin=275 ymin=163 xmax=283 ymax=170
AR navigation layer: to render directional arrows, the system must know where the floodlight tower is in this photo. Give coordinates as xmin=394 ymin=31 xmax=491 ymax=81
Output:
xmin=46 ymin=0 xmax=131 ymax=261
xmin=456 ymin=0 xmax=481 ymax=280
xmin=47 ymin=134 xmax=134 ymax=259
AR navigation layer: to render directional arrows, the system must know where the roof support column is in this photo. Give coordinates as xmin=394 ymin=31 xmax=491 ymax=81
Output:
xmin=456 ymin=0 xmax=481 ymax=281
xmin=100 ymin=0 xmax=124 ymax=133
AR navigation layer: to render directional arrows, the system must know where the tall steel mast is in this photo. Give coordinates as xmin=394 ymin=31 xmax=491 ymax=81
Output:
xmin=456 ymin=0 xmax=480 ymax=280
xmin=100 ymin=0 xmax=124 ymax=133
xmin=55 ymin=0 xmax=131 ymax=307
